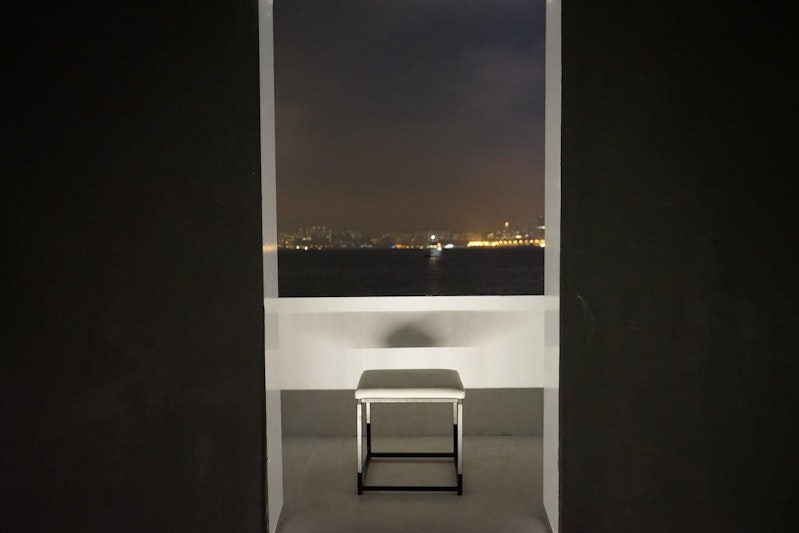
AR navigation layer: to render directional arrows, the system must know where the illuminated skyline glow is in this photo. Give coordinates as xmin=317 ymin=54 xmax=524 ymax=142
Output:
xmin=274 ymin=0 xmax=545 ymax=235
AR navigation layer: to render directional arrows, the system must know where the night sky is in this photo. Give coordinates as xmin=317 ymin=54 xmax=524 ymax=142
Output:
xmin=274 ymin=0 xmax=545 ymax=235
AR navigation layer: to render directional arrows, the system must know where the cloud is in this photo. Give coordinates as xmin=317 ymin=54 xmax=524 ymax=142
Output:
xmin=275 ymin=0 xmax=546 ymax=233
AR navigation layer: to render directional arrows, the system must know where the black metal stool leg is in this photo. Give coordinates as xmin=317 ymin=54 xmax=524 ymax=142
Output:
xmin=356 ymin=396 xmax=464 ymax=494
xmin=453 ymin=423 xmax=458 ymax=459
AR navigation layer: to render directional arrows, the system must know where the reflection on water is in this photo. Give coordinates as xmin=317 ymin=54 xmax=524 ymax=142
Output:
xmin=278 ymin=247 xmax=544 ymax=297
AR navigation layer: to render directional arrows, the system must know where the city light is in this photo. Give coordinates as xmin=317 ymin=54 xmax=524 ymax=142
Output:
xmin=277 ymin=221 xmax=545 ymax=250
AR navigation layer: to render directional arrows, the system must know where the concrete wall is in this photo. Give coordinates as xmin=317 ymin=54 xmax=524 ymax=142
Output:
xmin=274 ymin=296 xmax=546 ymax=439
xmin=258 ymin=2 xmax=283 ymax=531
xmin=542 ymin=0 xmax=562 ymax=530
xmin=4 ymin=2 xmax=266 ymax=531
xmin=559 ymin=2 xmax=797 ymax=531
xmin=281 ymin=388 xmax=543 ymax=437
xmin=273 ymin=296 xmax=546 ymax=440
xmin=275 ymin=296 xmax=545 ymax=390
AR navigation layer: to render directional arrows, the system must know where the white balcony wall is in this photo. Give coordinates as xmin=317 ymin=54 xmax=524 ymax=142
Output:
xmin=275 ymin=296 xmax=545 ymax=390
xmin=543 ymin=1 xmax=562 ymax=531
xmin=258 ymin=1 xmax=283 ymax=531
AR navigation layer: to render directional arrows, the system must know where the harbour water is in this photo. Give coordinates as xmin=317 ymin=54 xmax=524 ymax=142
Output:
xmin=278 ymin=247 xmax=544 ymax=297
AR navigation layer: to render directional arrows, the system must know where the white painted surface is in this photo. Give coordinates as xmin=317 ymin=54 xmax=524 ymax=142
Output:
xmin=260 ymin=1 xmax=558 ymax=528
xmin=258 ymin=2 xmax=283 ymax=531
xmin=275 ymin=296 xmax=545 ymax=390
xmin=543 ymin=0 xmax=562 ymax=531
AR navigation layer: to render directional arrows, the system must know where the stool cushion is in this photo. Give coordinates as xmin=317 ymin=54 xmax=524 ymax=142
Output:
xmin=355 ymin=369 xmax=465 ymax=400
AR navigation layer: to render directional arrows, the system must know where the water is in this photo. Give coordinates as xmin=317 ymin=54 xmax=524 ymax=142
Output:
xmin=278 ymin=247 xmax=544 ymax=297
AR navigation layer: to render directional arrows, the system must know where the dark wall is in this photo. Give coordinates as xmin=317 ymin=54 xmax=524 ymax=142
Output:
xmin=560 ymin=2 xmax=797 ymax=532
xmin=3 ymin=2 xmax=265 ymax=531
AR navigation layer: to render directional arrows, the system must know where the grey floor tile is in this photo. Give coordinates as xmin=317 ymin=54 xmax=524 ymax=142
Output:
xmin=277 ymin=436 xmax=550 ymax=533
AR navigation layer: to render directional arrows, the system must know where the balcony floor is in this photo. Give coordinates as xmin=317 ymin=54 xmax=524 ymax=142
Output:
xmin=277 ymin=435 xmax=550 ymax=532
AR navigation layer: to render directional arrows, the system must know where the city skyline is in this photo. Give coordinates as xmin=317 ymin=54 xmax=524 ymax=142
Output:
xmin=277 ymin=218 xmax=545 ymax=250
xmin=279 ymin=215 xmax=544 ymax=234
xmin=274 ymin=0 xmax=545 ymax=235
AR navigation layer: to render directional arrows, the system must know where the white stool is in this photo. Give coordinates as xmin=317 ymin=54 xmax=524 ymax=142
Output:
xmin=355 ymin=368 xmax=465 ymax=495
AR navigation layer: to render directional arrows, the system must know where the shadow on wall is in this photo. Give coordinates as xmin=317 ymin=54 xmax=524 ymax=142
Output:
xmin=383 ymin=320 xmax=441 ymax=348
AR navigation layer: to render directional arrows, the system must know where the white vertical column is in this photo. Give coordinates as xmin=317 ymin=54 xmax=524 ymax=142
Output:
xmin=259 ymin=1 xmax=283 ymax=531
xmin=543 ymin=0 xmax=562 ymax=532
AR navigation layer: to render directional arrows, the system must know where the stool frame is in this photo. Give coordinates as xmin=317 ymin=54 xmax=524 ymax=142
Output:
xmin=356 ymin=398 xmax=463 ymax=495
